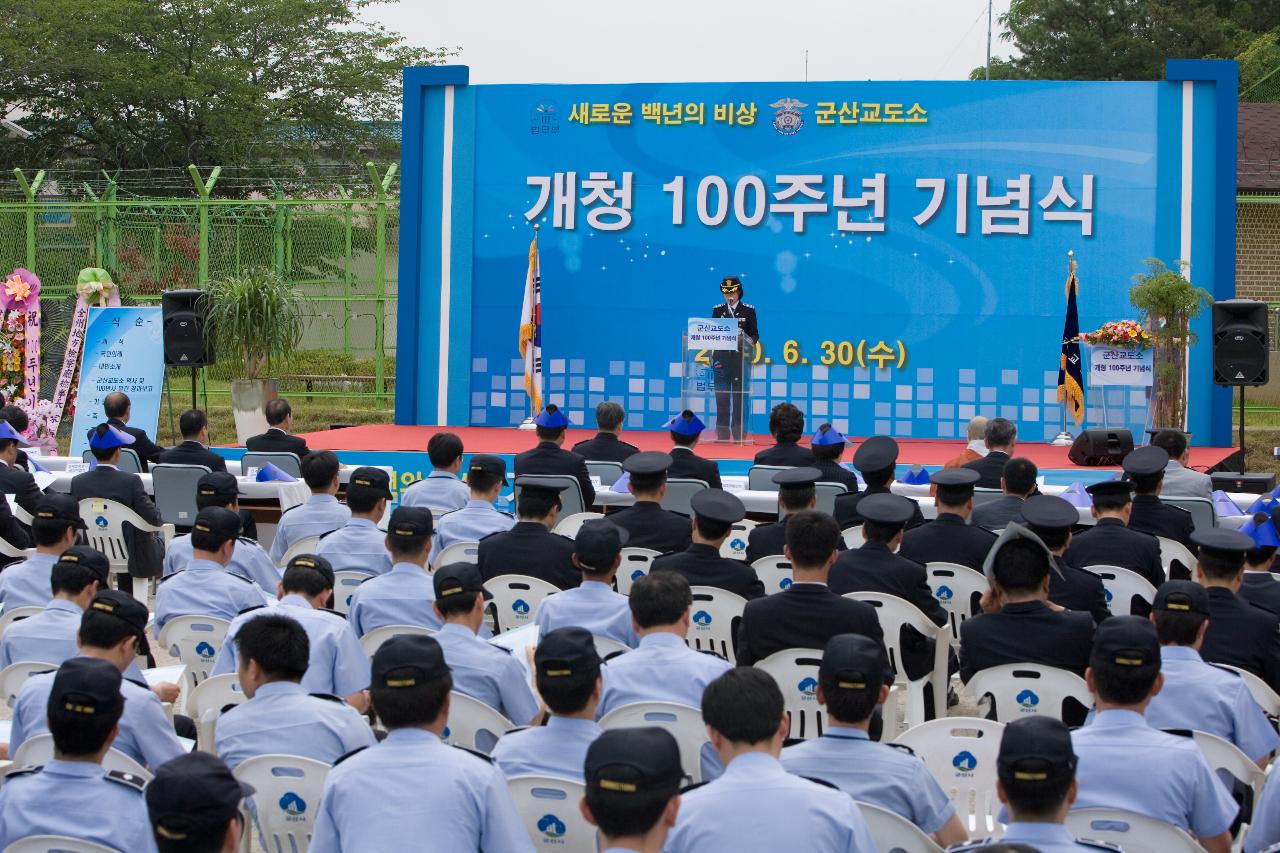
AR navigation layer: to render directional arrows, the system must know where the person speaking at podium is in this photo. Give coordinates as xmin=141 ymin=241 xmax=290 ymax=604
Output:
xmin=712 ymin=275 xmax=759 ymax=442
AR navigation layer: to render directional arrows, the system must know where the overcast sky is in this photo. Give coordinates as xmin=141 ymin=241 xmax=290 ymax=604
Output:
xmin=369 ymin=0 xmax=1014 ymax=85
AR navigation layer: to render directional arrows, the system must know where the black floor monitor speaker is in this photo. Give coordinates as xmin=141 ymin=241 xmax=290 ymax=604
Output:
xmin=1068 ymin=428 xmax=1135 ymax=466
xmin=1212 ymin=299 xmax=1268 ymax=386
xmin=162 ymin=289 xmax=215 ymax=367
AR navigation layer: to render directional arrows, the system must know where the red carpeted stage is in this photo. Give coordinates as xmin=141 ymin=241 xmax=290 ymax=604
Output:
xmin=294 ymin=424 xmax=1240 ymax=473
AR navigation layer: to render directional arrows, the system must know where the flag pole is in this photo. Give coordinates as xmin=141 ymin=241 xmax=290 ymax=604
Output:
xmin=1051 ymin=249 xmax=1078 ymax=446
xmin=518 ymin=222 xmax=541 ymax=430
xmin=530 ymin=223 xmax=540 ymax=422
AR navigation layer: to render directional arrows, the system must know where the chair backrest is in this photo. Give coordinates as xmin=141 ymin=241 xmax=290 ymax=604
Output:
xmin=150 ymin=463 xmax=211 ymax=528
xmin=586 ymin=460 xmax=624 ymax=486
xmin=971 ymin=487 xmax=1003 ymax=507
xmin=893 ymin=716 xmax=1005 ymax=835
xmin=660 ymin=478 xmax=709 ymax=517
xmin=0 ymin=534 xmax=31 ymax=558
xmin=812 ymin=482 xmax=849 ymax=516
xmin=854 ymin=800 xmax=943 ymax=853
xmin=1217 ymin=663 xmax=1280 ymax=717
xmin=241 ymin=451 xmax=302 ymax=478
xmin=444 ymin=691 xmax=515 ymax=754
xmin=751 ymin=555 xmax=794 ymax=594
xmin=12 ymin=734 xmax=151 ymax=781
xmin=687 ymin=586 xmax=747 ymax=663
xmin=277 ymin=534 xmax=322 ymax=569
xmin=0 ymin=660 xmax=57 ymax=707
xmin=0 ymin=605 xmax=44 ymax=637
xmin=78 ymin=497 xmax=166 ymax=573
xmin=597 ymin=701 xmax=712 ymax=784
xmin=966 ymin=663 xmax=1092 ymax=722
xmin=506 ymin=775 xmax=595 ymax=853
xmin=552 ymin=512 xmax=605 ymax=539
xmin=81 ymin=447 xmax=144 ymax=475
xmin=435 ymin=540 xmax=480 ymax=568
xmin=484 ymin=575 xmax=560 ymax=634
xmin=358 ymin=624 xmax=435 ymax=658
xmin=841 ymin=525 xmax=865 ymax=549
xmin=157 ymin=615 xmax=232 ymax=693
xmin=1191 ymin=729 xmax=1267 ymax=817
xmin=185 ymin=672 xmax=246 ymax=751
xmin=747 ymin=465 xmax=791 ymax=491
xmin=1161 ymin=496 xmax=1216 ymax=532
xmin=753 ymin=648 xmax=826 ymax=739
xmin=843 ymin=592 xmax=952 ymax=729
xmin=1064 ymin=807 xmax=1203 ymax=853
xmin=330 ymin=570 xmax=371 ymax=615
xmin=1083 ymin=565 xmax=1158 ymax=616
xmin=3 ymin=836 xmax=124 ymax=853
xmin=615 ymin=547 xmax=661 ymax=596
xmin=1157 ymin=536 xmax=1196 ymax=579
xmin=592 ymin=635 xmax=631 ymax=660
xmin=720 ymin=519 xmax=758 ymax=560
xmin=514 ymin=475 xmax=585 ymax=519
xmin=926 ymin=563 xmax=988 ymax=642
xmin=233 ymin=754 xmax=329 ymax=852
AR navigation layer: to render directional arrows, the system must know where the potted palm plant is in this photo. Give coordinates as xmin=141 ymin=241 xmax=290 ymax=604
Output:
xmin=201 ymin=269 xmax=306 ymax=443
xmin=1128 ymin=259 xmax=1212 ymax=431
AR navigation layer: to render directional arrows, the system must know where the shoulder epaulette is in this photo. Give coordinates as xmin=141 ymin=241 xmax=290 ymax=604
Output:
xmin=942 ymin=840 xmax=996 ymax=852
xmin=124 ymin=677 xmax=150 ymax=691
xmin=318 ymin=528 xmax=338 ymax=540
xmin=741 ymin=302 xmax=755 ymax=309
xmin=1076 ymin=839 xmax=1124 ymax=851
xmin=497 ymin=510 xmax=515 ymax=519
xmin=1208 ymin=662 xmax=1243 ymax=677
xmin=5 ymin=765 xmax=41 ymax=779
xmin=237 ymin=536 xmax=256 ymax=545
xmin=438 ymin=507 xmax=463 ymax=519
xmin=156 ymin=572 xmax=179 ymax=584
xmin=236 ymin=603 xmax=267 ymax=616
xmin=105 ymin=769 xmax=146 ymax=792
xmin=452 ymin=744 xmax=494 ymax=763
xmin=602 ymin=649 xmax=627 ymax=663
xmin=1160 ymin=727 xmax=1195 ymax=739
xmin=697 ymin=648 xmax=729 ymax=661
xmin=280 ymin=504 xmax=300 ymax=516
xmin=318 ymin=607 xmax=347 ymax=618
xmin=885 ymin=742 xmax=916 ymax=756
xmin=310 ymin=693 xmax=346 ymax=703
xmin=478 ymin=529 xmax=505 ymax=542
xmin=334 ymin=745 xmax=368 ymax=766
xmin=552 ymin=532 xmax=575 ymax=545
xmin=800 ymin=775 xmax=840 ymax=790
xmin=680 ymin=780 xmax=709 ymax=795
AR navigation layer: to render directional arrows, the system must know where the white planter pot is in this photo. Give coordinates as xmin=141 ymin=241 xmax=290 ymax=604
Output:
xmin=230 ymin=378 xmax=279 ymax=445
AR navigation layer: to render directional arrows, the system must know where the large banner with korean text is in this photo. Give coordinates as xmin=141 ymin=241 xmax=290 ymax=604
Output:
xmin=398 ymin=69 xmax=1238 ymax=445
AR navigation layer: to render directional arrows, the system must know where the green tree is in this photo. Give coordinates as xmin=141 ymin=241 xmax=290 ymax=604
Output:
xmin=0 ymin=0 xmax=454 ymax=176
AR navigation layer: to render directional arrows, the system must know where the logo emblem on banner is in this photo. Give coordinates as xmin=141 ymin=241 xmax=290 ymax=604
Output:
xmin=770 ymin=98 xmax=807 ymax=135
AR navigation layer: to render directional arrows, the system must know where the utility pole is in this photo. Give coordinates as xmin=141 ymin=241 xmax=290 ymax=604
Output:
xmin=805 ymin=50 xmax=809 ymax=82
xmin=985 ymin=0 xmax=993 ymax=80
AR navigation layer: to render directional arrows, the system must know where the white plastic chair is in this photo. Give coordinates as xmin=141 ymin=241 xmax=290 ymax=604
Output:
xmin=1064 ymin=807 xmax=1204 ymax=853
xmin=753 ymin=648 xmax=826 ymax=739
xmin=515 ymin=475 xmax=585 ymax=517
xmin=894 ymin=716 xmax=1005 ymax=835
xmin=842 ymin=525 xmax=865 ymax=549
xmin=598 ymin=701 xmax=712 ymax=784
xmin=506 ymin=776 xmax=595 ymax=853
xmin=0 ymin=605 xmax=43 ymax=637
xmin=1157 ymin=536 xmax=1196 ymax=579
xmin=615 ymin=548 xmax=661 ymax=595
xmin=186 ymin=672 xmax=246 ymax=752
xmin=854 ymin=800 xmax=943 ymax=853
xmin=966 ymin=663 xmax=1092 ymax=723
xmin=844 ymin=592 xmax=949 ymax=729
xmin=358 ymin=624 xmax=435 ymax=658
xmin=552 ymin=512 xmax=604 ymax=539
xmin=1191 ymin=729 xmax=1267 ymax=814
xmin=747 ymin=465 xmax=791 ymax=491
xmin=485 ymin=575 xmax=560 ymax=634
xmin=241 ymin=451 xmax=302 ymax=479
xmin=277 ymin=534 xmax=322 ymax=570
xmin=444 ymin=691 xmax=515 ymax=754
xmin=1217 ymin=663 xmax=1280 ymax=717
xmin=751 ymin=555 xmax=794 ymax=594
xmin=586 ymin=461 xmax=623 ymax=487
xmin=687 ymin=586 xmax=746 ymax=663
xmin=1084 ymin=565 xmax=1158 ymax=616
xmin=331 ymin=570 xmax=370 ymax=615
xmin=0 ymin=536 xmax=33 ymax=559
xmin=660 ymin=478 xmax=709 ymax=517
xmin=2 ymin=836 xmax=122 ymax=853
xmin=12 ymin=734 xmax=151 ymax=781
xmin=0 ymin=660 xmax=57 ymax=707
xmin=157 ymin=615 xmax=232 ymax=693
xmin=435 ymin=540 xmax=480 ymax=568
xmin=592 ymin=635 xmax=630 ymax=660
xmin=150 ymin=463 xmax=212 ymax=528
xmin=233 ymin=754 xmax=329 ymax=853
xmin=719 ymin=519 xmax=758 ymax=560
xmin=925 ymin=563 xmax=988 ymax=643
xmin=77 ymin=497 xmax=175 ymax=585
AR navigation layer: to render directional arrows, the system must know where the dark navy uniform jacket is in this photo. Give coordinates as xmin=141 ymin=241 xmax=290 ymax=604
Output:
xmin=514 ymin=441 xmax=596 ymax=507
xmin=108 ymin=417 xmax=164 ymax=470
xmin=959 ymin=600 xmax=1095 ymax=683
xmin=476 ymin=521 xmax=580 ymax=591
xmin=651 ymin=543 xmax=765 ymax=600
xmin=1048 ymin=555 xmax=1111 ymax=626
xmin=834 ymin=485 xmax=925 ymax=531
xmin=667 ymin=447 xmax=722 ymax=489
xmin=571 ymin=432 xmax=639 ymax=464
xmin=745 ymin=514 xmax=846 ymax=564
xmin=734 ymin=582 xmax=885 ymax=668
xmin=606 ymin=501 xmax=691 ymax=554
xmin=158 ymin=440 xmax=228 ymax=472
xmin=898 ymin=513 xmax=996 ymax=572
xmin=1064 ymin=517 xmax=1164 ymax=587
xmin=962 ymin=450 xmax=1010 ymax=490
xmin=1239 ymin=572 xmax=1280 ymax=617
xmin=1200 ymin=585 xmax=1280 ymax=693
xmin=1127 ymin=494 xmax=1195 ymax=551
xmin=813 ymin=459 xmax=860 ymax=492
xmin=710 ymin=301 xmax=759 ymax=353
xmin=753 ymin=442 xmax=817 ymax=467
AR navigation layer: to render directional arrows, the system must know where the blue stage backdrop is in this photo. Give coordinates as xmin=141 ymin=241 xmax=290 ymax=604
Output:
xmin=397 ymin=62 xmax=1237 ymax=446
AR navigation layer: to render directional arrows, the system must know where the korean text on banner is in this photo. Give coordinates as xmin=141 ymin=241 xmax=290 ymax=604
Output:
xmin=687 ymin=318 xmax=739 ymax=350
xmin=1086 ymin=346 xmax=1154 ymax=387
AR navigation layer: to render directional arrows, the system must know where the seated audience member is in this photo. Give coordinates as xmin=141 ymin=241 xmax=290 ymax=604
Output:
xmin=808 ymin=423 xmax=860 ymax=492
xmin=833 ymin=435 xmax=924 ymax=529
xmin=212 ymin=554 xmax=370 ymax=710
xmin=317 ymin=466 xmax=393 ymax=575
xmin=158 ymin=408 xmax=227 ymax=471
xmin=753 ymin=402 xmax=816 ymax=467
xmin=348 ymin=507 xmax=439 ymax=635
xmin=431 ymin=562 xmax=541 ymax=725
xmin=1194 ymin=528 xmax=1280 ymax=694
xmin=477 ymin=477 xmax=579 ymax=590
xmin=1020 ymin=495 xmax=1110 ymax=625
xmin=105 ymin=390 xmax=164 ymax=470
xmin=580 ymin=728 xmax=683 ymax=853
xmin=0 ymin=420 xmax=41 ymax=518
xmin=746 ymin=467 xmax=845 ymax=563
xmin=535 ymin=519 xmax=639 ymax=647
xmin=605 ymin=451 xmax=693 ymax=554
xmin=1071 ymin=616 xmax=1236 ymax=852
xmin=147 ymin=752 xmax=254 ymax=853
xmin=944 ymin=415 xmax=989 ymax=470
xmin=215 ymin=614 xmax=374 ymax=769
xmin=309 ymin=635 xmax=530 ymax=853
xmin=1248 ymin=761 xmax=1280 ymax=852
xmin=268 ymin=450 xmax=351 ymax=563
xmin=1064 ymin=479 xmax=1164 ymax=587
xmin=0 ymin=404 xmax=32 ymax=471
xmin=1240 ymin=507 xmax=1280 ymax=615
xmin=781 ymin=634 xmax=968 ymax=847
xmin=663 ymin=668 xmax=876 ymax=853
xmin=963 ymin=416 xmax=1017 ymax=490
xmin=154 ymin=507 xmax=271 ymax=632
xmin=665 ymin=410 xmax=722 ymax=489
xmin=9 ymin=592 xmax=185 ymax=771
xmin=959 ymin=525 xmax=1095 ymax=682
xmin=572 ymin=400 xmax=639 ymax=463
xmin=514 ymin=403 xmax=595 ymax=506
xmin=735 ymin=510 xmax=884 ymax=667
xmin=1144 ymin=580 xmax=1278 ymax=767
xmin=245 ymin=397 xmax=310 ymax=458
xmin=1152 ymin=428 xmax=1213 ymax=499
xmin=899 ymin=468 xmax=996 ymax=571
xmin=0 ymin=546 xmax=110 ymax=669
xmin=0 ymin=658 xmax=158 ymax=852
xmin=429 ymin=454 xmax=515 ymax=565
xmin=400 ymin=431 xmax=470 ymax=511
xmin=492 ymin=627 xmax=603 ymax=781
xmin=164 ymin=471 xmax=279 ymax=591
xmin=651 ymin=489 xmax=764 ymax=599
xmin=971 ymin=457 xmax=1038 ymax=530
xmin=0 ymin=493 xmax=83 ymax=612
xmin=1124 ymin=444 xmax=1194 ymax=553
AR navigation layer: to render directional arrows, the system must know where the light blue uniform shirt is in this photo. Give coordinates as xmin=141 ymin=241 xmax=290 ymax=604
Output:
xmin=663 ymin=752 xmax=877 ymax=853
xmin=215 ymin=680 xmax=376 ymax=769
xmin=491 ymin=715 xmax=601 ymax=782
xmin=316 ymin=517 xmax=393 ymax=575
xmin=781 ymin=725 xmax=956 ymax=834
xmin=269 ymin=494 xmax=352 ymax=563
xmin=154 ymin=558 xmax=272 ymax=632
xmin=1146 ymin=645 xmax=1280 ymax=762
xmin=597 ymin=632 xmax=732 ymax=718
xmin=0 ymin=760 xmax=158 ymax=853
xmin=1247 ymin=767 xmax=1280 ymax=852
xmin=0 ymin=552 xmax=58 ymax=613
xmin=434 ymin=622 xmax=540 ymax=725
xmin=401 ymin=470 xmax=471 ymax=512
xmin=430 ymin=499 xmax=516 ymax=564
xmin=535 ymin=580 xmax=639 ymax=648
xmin=965 ymin=822 xmax=1116 ymax=852
xmin=348 ymin=562 xmax=440 ymax=637
xmin=0 ymin=598 xmax=146 ymax=680
xmin=165 ymin=533 xmax=281 ymax=591
xmin=211 ymin=595 xmax=371 ymax=698
xmin=11 ymin=665 xmax=185 ymax=770
xmin=1071 ymin=708 xmax=1237 ymax=838
xmin=309 ymin=727 xmax=534 ymax=853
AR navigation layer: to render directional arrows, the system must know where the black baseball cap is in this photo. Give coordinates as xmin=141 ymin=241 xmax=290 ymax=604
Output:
xmin=623 ymin=452 xmax=672 ymax=476
xmin=34 ymin=493 xmax=86 ymax=529
xmin=856 ymin=492 xmax=916 ymax=526
xmin=1123 ymin=445 xmax=1169 ymax=477
xmin=1192 ymin=528 xmax=1255 ymax=557
xmin=371 ymin=634 xmax=450 ymax=688
xmin=853 ymin=435 xmax=898 ymax=473
xmin=1153 ymin=579 xmax=1211 ymax=616
xmin=585 ymin=728 xmax=684 ymax=798
xmin=514 ymin=476 xmax=571 ymax=497
xmin=997 ymin=716 xmax=1078 ymax=787
xmin=1091 ymin=615 xmax=1160 ymax=668
xmin=57 ymin=546 xmax=111 ymax=581
xmin=48 ymin=656 xmax=123 ymax=719
xmin=819 ymin=633 xmax=887 ymax=691
xmin=773 ymin=467 xmax=821 ymax=488
xmin=388 ymin=506 xmax=433 ymax=538
xmin=147 ymin=752 xmax=255 ymax=844
xmin=196 ymin=472 xmax=242 ymax=502
xmin=347 ymin=466 xmax=394 ymax=501
xmin=1085 ymin=479 xmax=1135 ymax=499
xmin=690 ymin=489 xmax=746 ymax=525
xmin=432 ymin=562 xmax=492 ymax=602
xmin=535 ymin=627 xmax=601 ymax=680
xmin=285 ymin=553 xmax=335 ymax=588
xmin=468 ymin=455 xmax=508 ymax=485
xmin=192 ymin=506 xmax=241 ymax=544
xmin=932 ymin=468 xmax=980 ymax=503
xmin=84 ymin=589 xmax=152 ymax=657
xmin=575 ymin=519 xmax=629 ymax=571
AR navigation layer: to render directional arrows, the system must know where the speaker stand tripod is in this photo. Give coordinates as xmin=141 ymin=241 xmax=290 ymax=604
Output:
xmin=1239 ymin=386 xmax=1247 ymax=474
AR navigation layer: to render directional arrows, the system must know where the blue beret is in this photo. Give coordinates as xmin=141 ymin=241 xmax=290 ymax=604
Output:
xmin=665 ymin=410 xmax=705 ymax=436
xmin=811 ymin=424 xmax=847 ymax=447
xmin=534 ymin=405 xmax=570 ymax=429
xmin=87 ymin=423 xmax=135 ymax=451
xmin=1242 ymin=512 xmax=1280 ymax=548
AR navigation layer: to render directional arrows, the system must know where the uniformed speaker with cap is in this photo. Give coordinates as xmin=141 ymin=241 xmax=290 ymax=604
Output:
xmin=711 ymin=275 xmax=759 ymax=442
